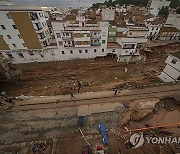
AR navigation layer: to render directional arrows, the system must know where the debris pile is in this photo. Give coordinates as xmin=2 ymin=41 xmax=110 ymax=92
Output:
xmin=30 ymin=141 xmax=46 ymax=153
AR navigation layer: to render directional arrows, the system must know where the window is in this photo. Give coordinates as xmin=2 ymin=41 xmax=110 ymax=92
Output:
xmin=56 ymin=33 xmax=61 ymax=38
xmin=6 ymin=13 xmax=11 ymax=19
xmin=79 ymin=50 xmax=82 ymax=53
xmin=28 ymin=51 xmax=34 ymax=56
xmin=84 ymin=41 xmax=88 ymax=45
xmin=23 ymin=43 xmax=26 ymax=47
xmin=102 ymin=40 xmax=105 ymax=44
xmin=70 ymin=50 xmax=73 ymax=54
xmin=171 ymin=59 xmax=177 ymax=64
xmin=18 ymin=53 xmax=24 ymax=58
xmin=6 ymin=53 xmax=13 ymax=59
xmin=66 ymin=33 xmax=69 ymax=36
xmin=58 ymin=41 xmax=63 ymax=45
xmin=102 ymin=32 xmax=106 ymax=36
xmin=102 ymin=49 xmax=104 ymax=52
xmin=62 ymin=51 xmax=65 ymax=54
xmin=1 ymin=25 xmax=6 ymax=30
xmin=12 ymin=44 xmax=17 ymax=47
xmin=7 ymin=35 xmax=12 ymax=39
xmin=43 ymin=41 xmax=47 ymax=46
xmin=94 ymin=49 xmax=97 ymax=53
xmin=112 ymin=49 xmax=115 ymax=52
xmin=177 ymin=76 xmax=180 ymax=80
xmin=40 ymin=54 xmax=44 ymax=57
xmin=12 ymin=25 xmax=17 ymax=29
xmin=18 ymin=35 xmax=22 ymax=39
xmin=85 ymin=49 xmax=88 ymax=53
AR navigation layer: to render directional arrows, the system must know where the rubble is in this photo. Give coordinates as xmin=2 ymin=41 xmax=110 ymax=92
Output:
xmin=15 ymin=95 xmax=33 ymax=100
xmin=30 ymin=141 xmax=46 ymax=153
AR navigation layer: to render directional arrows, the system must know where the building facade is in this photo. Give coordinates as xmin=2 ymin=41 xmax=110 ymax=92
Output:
xmin=51 ymin=18 xmax=109 ymax=60
xmin=166 ymin=13 xmax=180 ymax=30
xmin=157 ymin=25 xmax=180 ymax=41
xmin=101 ymin=8 xmax=115 ymax=21
xmin=159 ymin=52 xmax=180 ymax=82
xmin=0 ymin=4 xmax=51 ymax=50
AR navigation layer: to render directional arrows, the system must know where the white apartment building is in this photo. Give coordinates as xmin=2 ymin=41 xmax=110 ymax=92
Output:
xmin=101 ymin=8 xmax=115 ymax=21
xmin=149 ymin=0 xmax=171 ymax=16
xmin=0 ymin=2 xmax=50 ymax=51
xmin=145 ymin=21 xmax=162 ymax=40
xmin=157 ymin=25 xmax=180 ymax=41
xmin=159 ymin=52 xmax=180 ymax=82
xmin=116 ymin=37 xmax=141 ymax=63
xmin=51 ymin=17 xmax=109 ymax=60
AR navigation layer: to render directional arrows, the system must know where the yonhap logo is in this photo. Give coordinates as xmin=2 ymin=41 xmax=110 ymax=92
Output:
xmin=130 ymin=132 xmax=144 ymax=148
xmin=130 ymin=132 xmax=180 ymax=148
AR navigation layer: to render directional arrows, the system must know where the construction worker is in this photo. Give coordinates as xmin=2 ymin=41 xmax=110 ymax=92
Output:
xmin=114 ymin=89 xmax=118 ymax=95
xmin=77 ymin=80 xmax=82 ymax=93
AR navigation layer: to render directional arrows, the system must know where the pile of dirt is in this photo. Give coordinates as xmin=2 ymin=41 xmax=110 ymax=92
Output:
xmin=117 ymin=96 xmax=180 ymax=153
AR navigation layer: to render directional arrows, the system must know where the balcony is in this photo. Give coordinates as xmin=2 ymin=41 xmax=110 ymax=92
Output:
xmin=65 ymin=26 xmax=100 ymax=31
xmin=74 ymin=44 xmax=91 ymax=48
xmin=91 ymin=35 xmax=101 ymax=39
xmin=91 ymin=42 xmax=101 ymax=46
xmin=62 ymin=36 xmax=73 ymax=40
xmin=29 ymin=12 xmax=39 ymax=21
xmin=64 ymin=44 xmax=74 ymax=47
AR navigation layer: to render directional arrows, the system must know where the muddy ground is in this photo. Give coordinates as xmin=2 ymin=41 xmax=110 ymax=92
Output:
xmin=0 ymin=98 xmax=180 ymax=154
xmin=0 ymin=57 xmax=166 ymax=97
xmin=2 ymin=41 xmax=180 ymax=97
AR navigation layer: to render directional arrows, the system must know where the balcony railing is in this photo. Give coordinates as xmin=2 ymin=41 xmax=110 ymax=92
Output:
xmin=64 ymin=44 xmax=74 ymax=47
xmin=91 ymin=35 xmax=101 ymax=39
xmin=91 ymin=42 xmax=101 ymax=46
xmin=62 ymin=36 xmax=73 ymax=40
xmin=65 ymin=26 xmax=100 ymax=31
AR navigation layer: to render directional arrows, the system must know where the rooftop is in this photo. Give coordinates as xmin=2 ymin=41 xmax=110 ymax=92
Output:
xmin=107 ymin=42 xmax=121 ymax=48
xmin=0 ymin=5 xmax=42 ymax=11
xmin=64 ymin=14 xmax=76 ymax=21
xmin=170 ymin=52 xmax=180 ymax=60
xmin=160 ymin=26 xmax=180 ymax=33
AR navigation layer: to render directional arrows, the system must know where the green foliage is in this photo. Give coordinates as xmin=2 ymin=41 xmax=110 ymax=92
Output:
xmin=158 ymin=6 xmax=169 ymax=18
xmin=91 ymin=3 xmax=102 ymax=9
xmin=116 ymin=0 xmax=149 ymax=7
xmin=176 ymin=7 xmax=180 ymax=14
xmin=91 ymin=0 xmax=149 ymax=9
xmin=170 ymin=0 xmax=180 ymax=8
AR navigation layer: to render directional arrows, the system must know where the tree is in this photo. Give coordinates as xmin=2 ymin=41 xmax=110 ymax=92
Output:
xmin=176 ymin=7 xmax=180 ymax=14
xmin=170 ymin=0 xmax=180 ymax=8
xmin=91 ymin=0 xmax=149 ymax=9
xmin=158 ymin=6 xmax=169 ymax=18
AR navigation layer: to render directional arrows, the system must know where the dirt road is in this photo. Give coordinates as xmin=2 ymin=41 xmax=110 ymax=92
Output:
xmin=11 ymin=84 xmax=180 ymax=111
